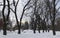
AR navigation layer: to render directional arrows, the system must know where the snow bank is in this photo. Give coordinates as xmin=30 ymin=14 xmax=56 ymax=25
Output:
xmin=0 ymin=30 xmax=60 ymax=38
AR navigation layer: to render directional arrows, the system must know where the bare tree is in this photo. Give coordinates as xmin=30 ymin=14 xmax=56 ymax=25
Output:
xmin=19 ymin=0 xmax=31 ymax=33
xmin=2 ymin=0 xmax=7 ymax=35
xmin=10 ymin=0 xmax=20 ymax=34
xmin=51 ymin=0 xmax=56 ymax=35
xmin=7 ymin=0 xmax=10 ymax=21
xmin=2 ymin=0 xmax=11 ymax=35
xmin=44 ymin=0 xmax=60 ymax=35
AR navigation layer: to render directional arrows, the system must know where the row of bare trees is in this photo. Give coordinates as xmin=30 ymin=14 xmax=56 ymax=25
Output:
xmin=0 ymin=0 xmax=60 ymax=35
xmin=0 ymin=0 xmax=32 ymax=35
xmin=24 ymin=0 xmax=60 ymax=35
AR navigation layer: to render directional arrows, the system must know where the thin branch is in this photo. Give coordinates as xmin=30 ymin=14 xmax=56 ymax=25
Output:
xmin=10 ymin=8 xmax=15 ymax=13
xmin=25 ymin=5 xmax=33 ymax=10
xmin=16 ymin=0 xmax=19 ymax=7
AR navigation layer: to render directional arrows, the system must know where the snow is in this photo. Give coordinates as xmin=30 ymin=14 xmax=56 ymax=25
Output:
xmin=0 ymin=30 xmax=60 ymax=38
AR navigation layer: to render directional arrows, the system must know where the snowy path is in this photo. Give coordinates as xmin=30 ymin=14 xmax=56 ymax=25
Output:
xmin=0 ymin=30 xmax=60 ymax=38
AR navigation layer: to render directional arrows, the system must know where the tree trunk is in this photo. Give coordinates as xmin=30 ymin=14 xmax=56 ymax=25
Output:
xmin=52 ymin=0 xmax=56 ymax=35
xmin=2 ymin=0 xmax=7 ymax=35
xmin=15 ymin=6 xmax=20 ymax=34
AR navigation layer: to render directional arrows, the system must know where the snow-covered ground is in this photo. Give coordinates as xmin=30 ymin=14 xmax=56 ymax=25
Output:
xmin=0 ymin=30 xmax=60 ymax=38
